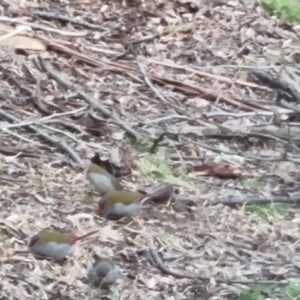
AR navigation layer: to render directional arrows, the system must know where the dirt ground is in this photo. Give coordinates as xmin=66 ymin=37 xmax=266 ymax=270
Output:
xmin=1 ymin=1 xmax=300 ymax=299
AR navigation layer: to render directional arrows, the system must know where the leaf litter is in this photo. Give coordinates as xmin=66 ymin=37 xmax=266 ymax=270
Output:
xmin=0 ymin=0 xmax=300 ymax=299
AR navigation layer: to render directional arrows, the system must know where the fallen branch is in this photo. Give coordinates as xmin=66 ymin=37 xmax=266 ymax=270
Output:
xmin=133 ymin=52 xmax=191 ymax=116
xmin=38 ymin=56 xmax=141 ymax=142
xmin=215 ymin=193 xmax=300 ymax=206
xmin=135 ymin=57 xmax=177 ymax=106
xmin=149 ymin=248 xmax=289 ymax=286
xmin=0 ymin=109 xmax=84 ymax=165
xmin=145 ymin=58 xmax=270 ymax=91
xmin=1 ymin=129 xmax=44 ymax=149
xmin=33 ymin=10 xmax=106 ymax=30
xmin=179 ymin=136 xmax=300 ymax=164
xmin=129 ymin=34 xmax=160 ymax=46
xmin=0 ymin=16 xmax=87 ymax=37
xmin=251 ymin=68 xmax=300 ymax=103
xmin=1 ymin=107 xmax=86 ymax=129
xmin=203 ymin=109 xmax=294 ymax=118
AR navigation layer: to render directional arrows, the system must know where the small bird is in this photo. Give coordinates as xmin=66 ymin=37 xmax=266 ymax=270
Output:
xmin=28 ymin=230 xmax=98 ymax=260
xmin=87 ymin=256 xmax=120 ymax=288
xmin=86 ymin=163 xmax=122 ymax=195
xmin=98 ymin=190 xmax=152 ymax=220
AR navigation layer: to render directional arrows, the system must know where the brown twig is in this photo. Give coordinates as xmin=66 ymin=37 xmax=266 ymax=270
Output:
xmin=251 ymin=68 xmax=300 ymax=103
xmin=146 ymin=58 xmax=271 ymax=92
xmin=0 ymin=16 xmax=87 ymax=37
xmin=149 ymin=132 xmax=167 ymax=153
xmin=202 ymin=205 xmax=250 ymax=264
xmin=33 ymin=10 xmax=106 ymax=30
xmin=115 ymin=34 xmax=160 ymax=60
xmin=149 ymin=248 xmax=289 ymax=286
xmin=38 ymin=56 xmax=141 ymax=142
xmin=2 ymin=107 xmax=86 ymax=129
xmin=281 ymin=120 xmax=291 ymax=160
xmin=172 ymin=194 xmax=199 ymax=204
xmin=179 ymin=136 xmax=300 ymax=164
xmin=0 ymin=109 xmax=84 ymax=165
xmin=129 ymin=34 xmax=160 ymax=46
xmin=203 ymin=109 xmax=294 ymax=118
xmin=135 ymin=57 xmax=183 ymax=111
xmin=129 ymin=45 xmax=190 ymax=113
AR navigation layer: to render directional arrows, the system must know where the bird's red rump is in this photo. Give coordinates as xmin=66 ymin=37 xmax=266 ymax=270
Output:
xmin=98 ymin=201 xmax=106 ymax=212
xmin=70 ymin=235 xmax=82 ymax=245
xmin=28 ymin=235 xmax=39 ymax=247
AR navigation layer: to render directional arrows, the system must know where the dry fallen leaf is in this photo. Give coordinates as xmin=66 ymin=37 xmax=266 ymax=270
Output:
xmin=138 ymin=274 xmax=159 ymax=289
xmin=0 ymin=26 xmax=46 ymax=51
xmin=187 ymin=97 xmax=210 ymax=108
xmin=187 ymin=162 xmax=242 ymax=179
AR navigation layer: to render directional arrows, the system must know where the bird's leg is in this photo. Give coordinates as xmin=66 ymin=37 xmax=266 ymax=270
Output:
xmin=128 ymin=216 xmax=143 ymax=227
xmin=57 ymin=257 xmax=69 ymax=265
